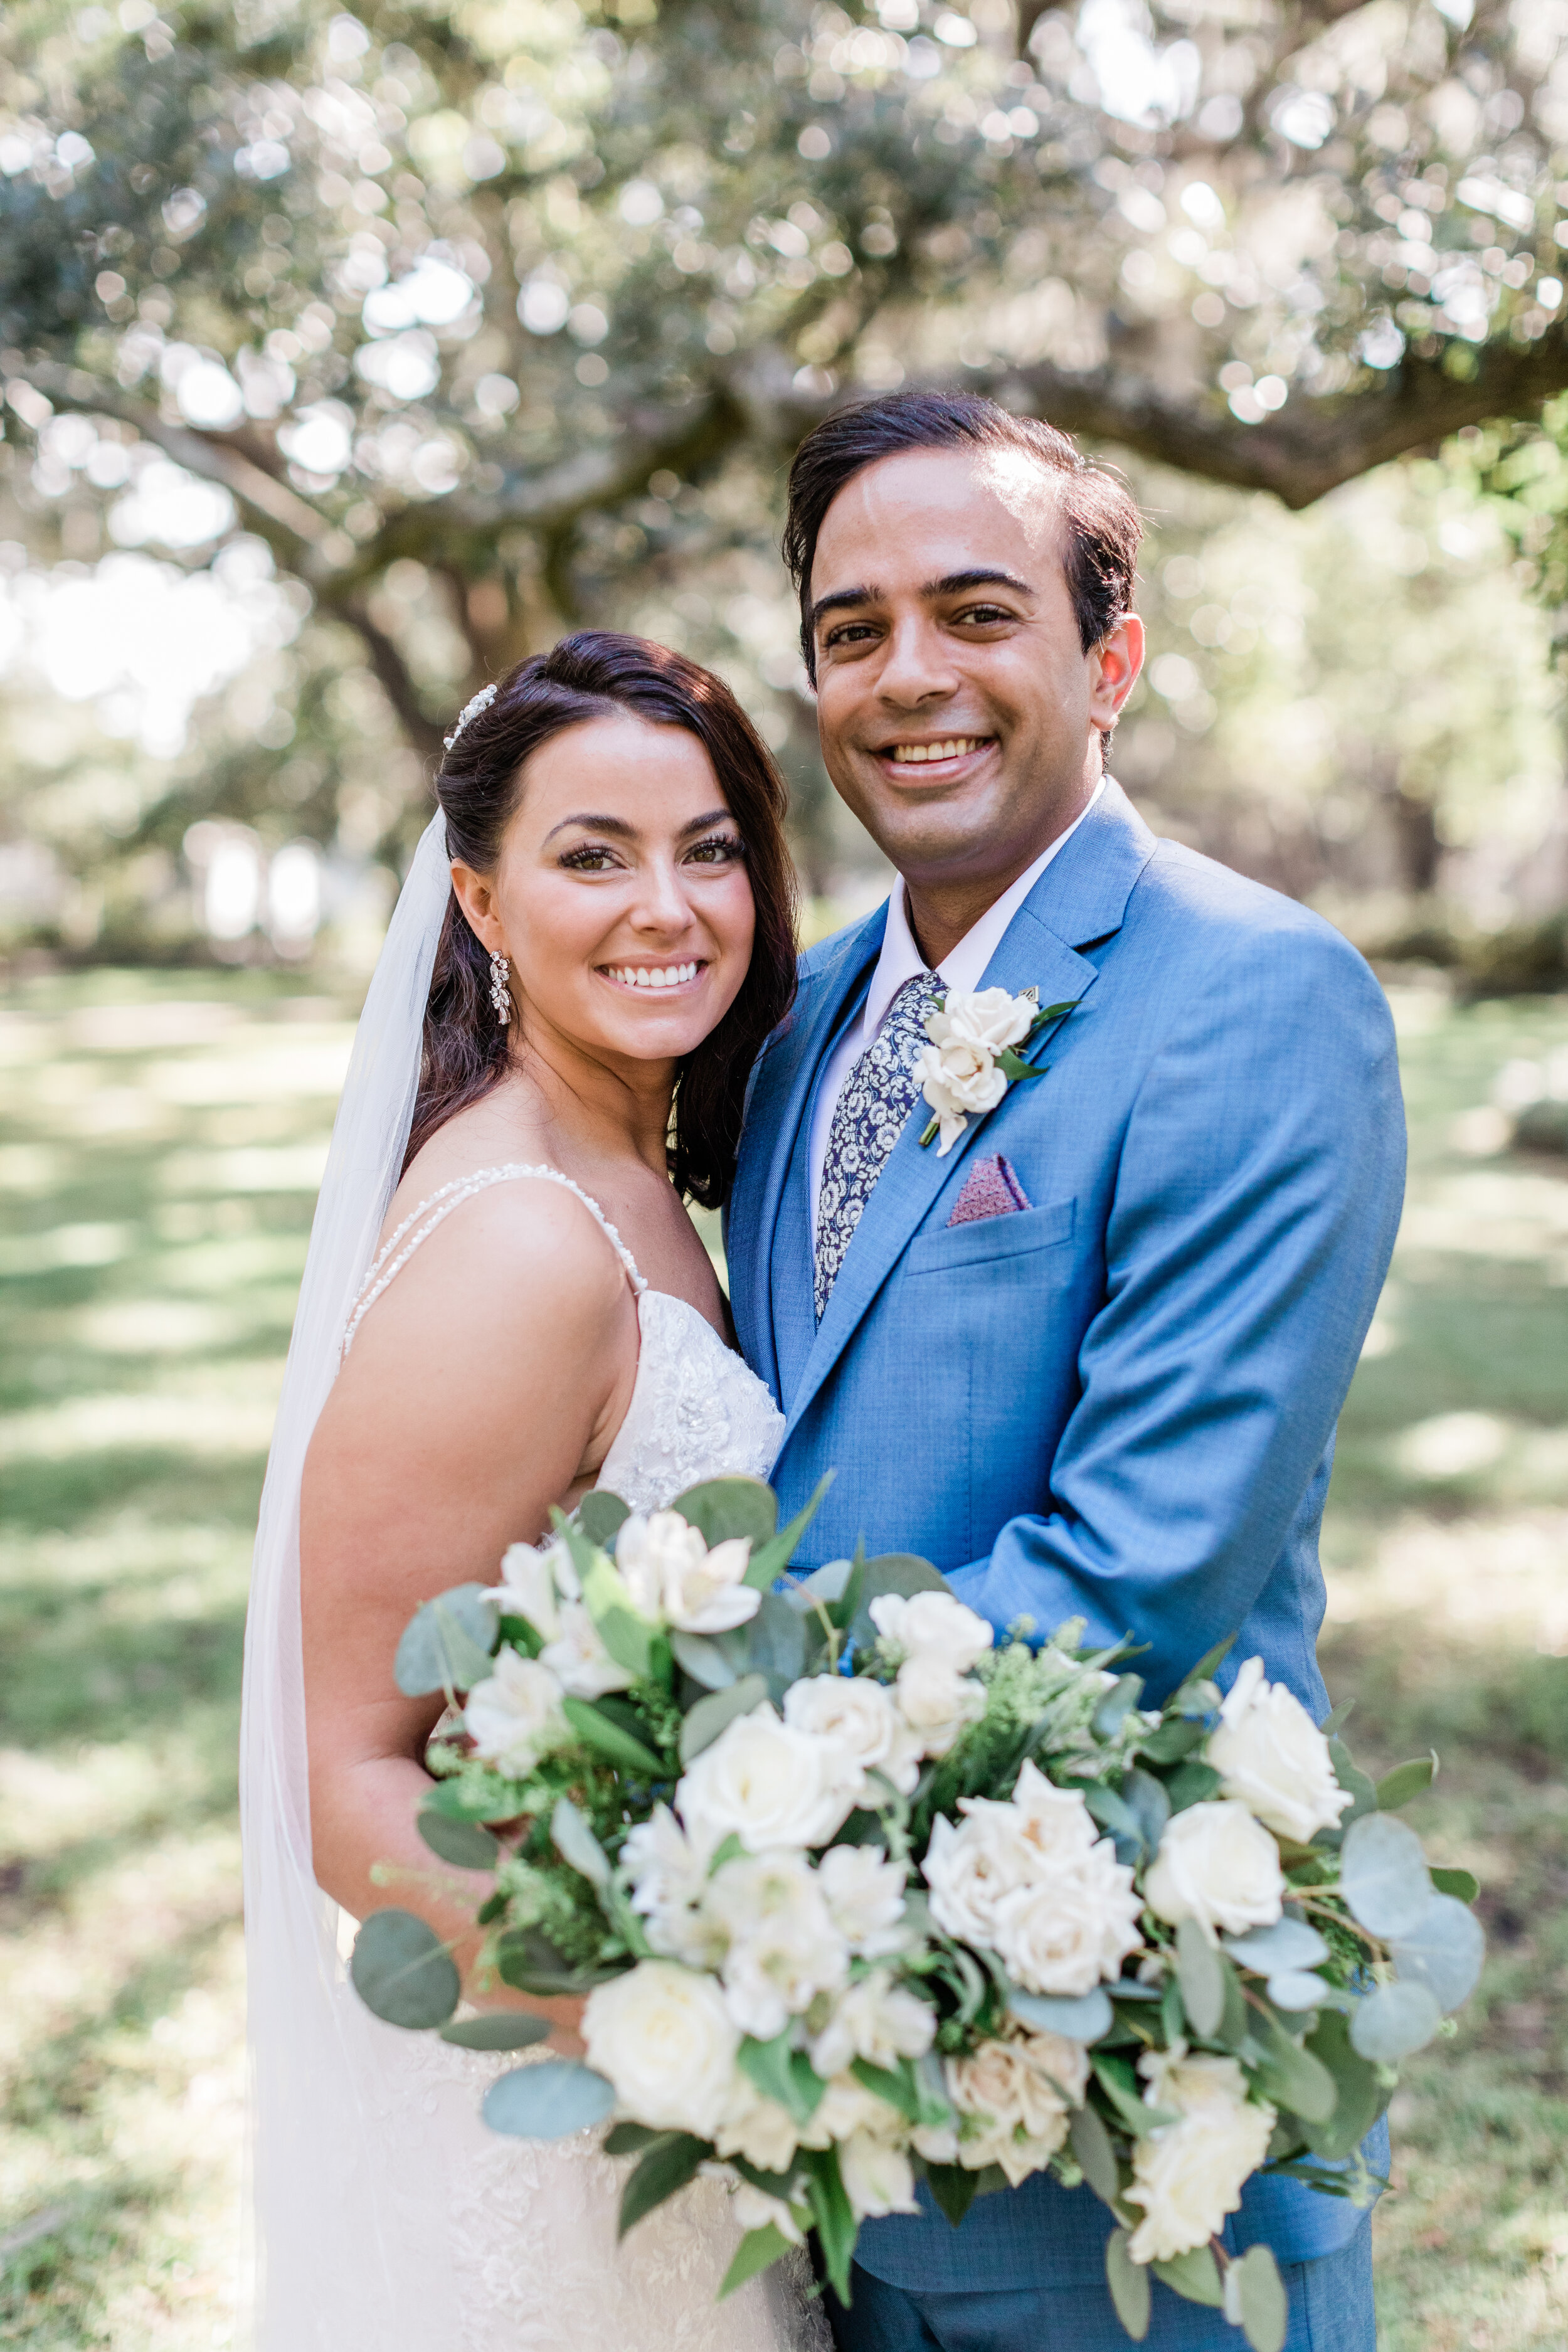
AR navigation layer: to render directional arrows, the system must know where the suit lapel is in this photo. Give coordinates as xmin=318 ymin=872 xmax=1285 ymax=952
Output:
xmin=776 ymin=781 xmax=1158 ymax=1448
xmin=731 ymin=908 xmax=885 ymax=1401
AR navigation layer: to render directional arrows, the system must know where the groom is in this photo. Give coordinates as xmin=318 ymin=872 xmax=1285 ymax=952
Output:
xmin=727 ymin=393 xmax=1406 ymax=2351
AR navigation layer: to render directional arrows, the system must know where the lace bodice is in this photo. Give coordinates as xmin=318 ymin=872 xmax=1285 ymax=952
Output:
xmin=343 ymin=1163 xmax=784 ymax=1505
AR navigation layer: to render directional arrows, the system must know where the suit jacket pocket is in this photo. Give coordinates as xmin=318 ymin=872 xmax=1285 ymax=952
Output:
xmin=905 ymin=1197 xmax=1076 ymax=1276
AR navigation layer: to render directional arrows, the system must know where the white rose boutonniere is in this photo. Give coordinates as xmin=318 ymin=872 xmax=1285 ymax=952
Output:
xmin=915 ymin=987 xmax=1079 ymax=1156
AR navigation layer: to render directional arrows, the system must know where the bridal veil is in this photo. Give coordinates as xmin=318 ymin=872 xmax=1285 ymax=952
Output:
xmin=239 ymin=812 xmax=457 ymax=2344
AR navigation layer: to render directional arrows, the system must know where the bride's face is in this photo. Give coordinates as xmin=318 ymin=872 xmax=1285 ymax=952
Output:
xmin=453 ymin=712 xmax=757 ymax=1066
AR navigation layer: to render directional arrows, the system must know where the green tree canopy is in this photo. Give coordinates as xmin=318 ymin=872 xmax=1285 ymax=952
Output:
xmin=5 ymin=0 xmax=1568 ymax=778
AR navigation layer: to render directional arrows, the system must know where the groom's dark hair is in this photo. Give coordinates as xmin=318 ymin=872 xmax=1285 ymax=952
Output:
xmin=782 ymin=392 xmax=1142 ymax=682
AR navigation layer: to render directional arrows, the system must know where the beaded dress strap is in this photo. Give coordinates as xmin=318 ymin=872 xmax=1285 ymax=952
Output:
xmin=341 ymin=1163 xmax=645 ymax=1359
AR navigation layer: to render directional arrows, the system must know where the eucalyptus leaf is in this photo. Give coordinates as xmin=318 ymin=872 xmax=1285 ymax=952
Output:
xmin=551 ymin=1796 xmax=611 ymax=1887
xmin=748 ymin=1591 xmax=808 ymax=1697
xmin=1349 ymin=1978 xmax=1444 ymax=2061
xmin=1165 ymin=1760 xmax=1222 ymax=1813
xmin=1249 ymin=2011 xmax=1338 ymax=2124
xmin=1300 ymin=2010 xmax=1387 ymax=2161
xmin=1327 ymin=1738 xmax=1380 ymax=1831
xmin=1136 ymin=1716 xmax=1207 ymax=1764
xmin=1069 ymin=2102 xmax=1121 ymax=2206
xmin=670 ymin=1476 xmax=777 ymax=1549
xmin=393 ymin=1582 xmax=497 ymax=1697
xmin=1105 ymin=2229 xmax=1151 ymax=2340
xmin=1175 ymin=1632 xmax=1237 ymax=1695
xmin=1375 ymin=1754 xmax=1438 ymax=1811
xmin=718 ymin=2222 xmax=793 ymax=2300
xmin=1091 ymin=1675 xmax=1145 ymax=1739
xmin=438 ymin=2012 xmax=551 ymax=2051
xmin=1340 ymin=1814 xmax=1433 ymax=1939
xmin=679 ymin=1673 xmax=770 ymax=1764
xmin=1121 ymin=1767 xmax=1170 ymax=1855
xmin=482 ymin=2058 xmax=617 ymax=2139
xmin=670 ymin=1629 xmax=738 ymax=1689
xmin=416 ymin=1809 xmax=500 ymax=1870
xmin=351 ymin=1909 xmax=460 ymax=2030
xmin=1431 ymin=1865 xmax=1480 ymax=1904
xmin=575 ymin=1489 xmax=631 ymax=1549
xmin=495 ymin=1927 xmax=589 ymax=1996
xmin=1152 ymin=2245 xmax=1223 ymax=2307
xmin=1267 ymin=1970 xmax=1329 ymax=2014
xmin=1232 ymin=2243 xmax=1289 ymax=2352
xmin=1176 ymin=1917 xmax=1226 ymax=2038
xmin=1390 ymin=1894 xmax=1485 ymax=2014
xmin=1222 ymin=1919 xmax=1330 ymax=1974
xmin=1008 ymin=1984 xmax=1113 ymax=2042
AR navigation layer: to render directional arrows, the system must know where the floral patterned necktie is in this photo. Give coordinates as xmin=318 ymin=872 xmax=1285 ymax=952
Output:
xmin=813 ymin=970 xmax=943 ymax=1321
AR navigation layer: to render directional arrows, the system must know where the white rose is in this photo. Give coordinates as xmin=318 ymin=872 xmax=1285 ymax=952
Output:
xmin=583 ymin=1961 xmax=738 ymax=2137
xmin=714 ymin=2071 xmax=800 ymax=2173
xmin=622 ymin=1804 xmax=726 ymax=1968
xmin=810 ymin=1971 xmax=935 ymax=2080
xmin=1207 ymin=1657 xmax=1353 ymax=1844
xmin=1006 ymin=1761 xmax=1103 ymax=1866
xmin=894 ymin=1655 xmax=986 ymax=1757
xmin=841 ymin=2131 xmax=921 ymax=2220
xmin=614 ymin=1510 xmax=760 ymax=1634
xmin=494 ymin=1539 xmax=563 ymax=1641
xmin=731 ymin=2179 xmax=805 ymax=2246
xmin=462 ymin=1650 xmax=566 ymax=1776
xmin=801 ymin=2072 xmax=906 ymax=2149
xmin=923 ymin=1804 xmax=1034 ymax=1946
xmin=783 ymin=1673 xmax=921 ymax=1796
xmin=816 ymin=1844 xmax=910 ymax=1956
xmin=1125 ymin=2050 xmax=1276 ymax=2264
xmin=539 ymin=1598 xmax=636 ymax=1699
xmin=995 ymin=1845 xmax=1143 ymax=1996
xmin=916 ymin=1037 xmax=1009 ymax=1154
xmin=930 ymin=987 xmax=1034 ymax=1056
xmin=1145 ymin=1801 xmax=1285 ymax=1942
xmin=677 ymin=1705 xmax=861 ymax=1855
xmin=946 ymin=2030 xmax=1087 ymax=2186
xmin=708 ymin=1850 xmax=849 ymax=2040
xmin=869 ymin=1591 xmax=994 ymax=1674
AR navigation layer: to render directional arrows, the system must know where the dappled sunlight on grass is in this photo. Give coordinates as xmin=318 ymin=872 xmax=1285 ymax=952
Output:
xmin=0 ymin=968 xmax=1564 ymax=2348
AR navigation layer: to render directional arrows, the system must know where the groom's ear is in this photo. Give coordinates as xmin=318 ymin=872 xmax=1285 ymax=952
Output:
xmin=1089 ymin=614 xmax=1144 ymax=735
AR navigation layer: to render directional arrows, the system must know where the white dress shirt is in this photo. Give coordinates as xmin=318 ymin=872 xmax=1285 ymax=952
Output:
xmin=807 ymin=776 xmax=1106 ymax=1230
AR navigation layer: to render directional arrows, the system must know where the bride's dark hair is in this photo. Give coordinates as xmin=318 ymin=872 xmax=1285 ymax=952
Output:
xmin=406 ymin=632 xmax=798 ymax=1208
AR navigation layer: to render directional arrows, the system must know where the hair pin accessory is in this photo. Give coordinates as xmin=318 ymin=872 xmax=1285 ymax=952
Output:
xmin=443 ymin=681 xmax=498 ymax=751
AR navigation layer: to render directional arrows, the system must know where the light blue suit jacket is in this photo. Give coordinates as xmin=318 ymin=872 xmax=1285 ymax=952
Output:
xmin=726 ymin=783 xmax=1405 ymax=2289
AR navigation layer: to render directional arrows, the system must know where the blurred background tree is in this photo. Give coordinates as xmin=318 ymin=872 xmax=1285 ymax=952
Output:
xmin=2 ymin=0 xmax=1568 ymax=953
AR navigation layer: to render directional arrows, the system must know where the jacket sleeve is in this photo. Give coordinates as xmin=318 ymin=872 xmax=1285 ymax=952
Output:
xmin=945 ymin=923 xmax=1406 ymax=1697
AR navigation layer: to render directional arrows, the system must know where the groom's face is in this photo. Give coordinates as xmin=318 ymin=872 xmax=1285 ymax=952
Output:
xmin=807 ymin=447 xmax=1141 ymax=893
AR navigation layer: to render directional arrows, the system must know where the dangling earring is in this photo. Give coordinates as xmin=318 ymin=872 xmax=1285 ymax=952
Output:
xmin=489 ymin=948 xmax=511 ymax=1026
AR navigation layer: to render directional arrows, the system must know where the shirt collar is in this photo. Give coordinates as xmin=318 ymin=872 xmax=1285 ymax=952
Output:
xmin=858 ymin=774 xmax=1108 ymax=1047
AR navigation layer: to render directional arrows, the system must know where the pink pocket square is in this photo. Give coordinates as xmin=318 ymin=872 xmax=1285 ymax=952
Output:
xmin=947 ymin=1155 xmax=1032 ymax=1226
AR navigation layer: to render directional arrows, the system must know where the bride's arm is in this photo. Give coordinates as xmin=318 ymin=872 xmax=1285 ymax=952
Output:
xmin=299 ymin=1185 xmax=638 ymax=2052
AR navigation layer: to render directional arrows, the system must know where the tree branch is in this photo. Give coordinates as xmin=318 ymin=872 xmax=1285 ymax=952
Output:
xmin=960 ymin=336 xmax=1568 ymax=509
xmin=327 ymin=591 xmax=447 ymax=761
xmin=19 ymin=359 xmax=341 ymax=571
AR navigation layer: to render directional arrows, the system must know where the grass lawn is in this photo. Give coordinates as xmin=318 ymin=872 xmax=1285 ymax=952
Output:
xmin=1 ymin=967 xmax=1564 ymax=2349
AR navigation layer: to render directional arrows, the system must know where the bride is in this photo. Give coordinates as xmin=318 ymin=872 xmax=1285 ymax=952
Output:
xmin=241 ymin=633 xmax=827 ymax=2350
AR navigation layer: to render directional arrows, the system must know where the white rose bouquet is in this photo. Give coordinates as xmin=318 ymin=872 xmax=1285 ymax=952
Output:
xmin=351 ymin=1479 xmax=1484 ymax=2352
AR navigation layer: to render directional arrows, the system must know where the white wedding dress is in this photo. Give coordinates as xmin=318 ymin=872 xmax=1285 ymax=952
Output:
xmin=309 ymin=1163 xmax=830 ymax=2352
